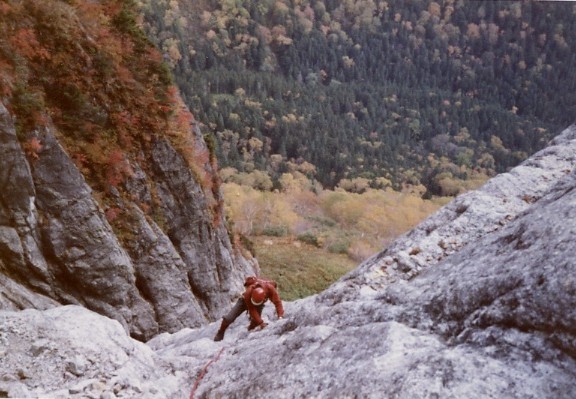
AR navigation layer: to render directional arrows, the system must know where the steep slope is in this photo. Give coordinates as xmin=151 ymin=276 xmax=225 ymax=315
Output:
xmin=0 ymin=0 xmax=256 ymax=341
xmin=0 ymin=125 xmax=574 ymax=398
xmin=189 ymin=124 xmax=576 ymax=398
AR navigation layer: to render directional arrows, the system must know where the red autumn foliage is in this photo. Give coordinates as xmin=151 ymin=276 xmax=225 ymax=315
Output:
xmin=1 ymin=0 xmax=228 ymax=231
xmin=0 ymin=3 xmax=12 ymax=15
xmin=10 ymin=28 xmax=51 ymax=61
xmin=72 ymin=152 xmax=88 ymax=169
xmin=176 ymin=108 xmax=194 ymax=132
xmin=105 ymin=150 xmax=133 ymax=188
xmin=105 ymin=207 xmax=122 ymax=223
xmin=23 ymin=137 xmax=43 ymax=160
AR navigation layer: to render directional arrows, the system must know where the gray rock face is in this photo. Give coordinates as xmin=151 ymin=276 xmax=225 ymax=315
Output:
xmin=182 ymin=127 xmax=576 ymax=399
xmin=328 ymin=124 xmax=576 ymax=296
xmin=0 ymin=102 xmax=257 ymax=340
xmin=0 ymin=306 xmax=172 ymax=398
xmin=183 ymin=123 xmax=576 ymax=398
xmin=0 ymin=125 xmax=574 ymax=398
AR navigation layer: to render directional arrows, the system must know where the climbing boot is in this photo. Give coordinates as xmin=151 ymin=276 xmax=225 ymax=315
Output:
xmin=214 ymin=319 xmax=230 ymax=342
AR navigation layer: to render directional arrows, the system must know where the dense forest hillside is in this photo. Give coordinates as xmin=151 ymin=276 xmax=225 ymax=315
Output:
xmin=140 ymin=0 xmax=575 ymax=195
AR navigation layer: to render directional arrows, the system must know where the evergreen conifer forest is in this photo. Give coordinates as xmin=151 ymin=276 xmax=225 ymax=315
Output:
xmin=140 ymin=0 xmax=575 ymax=196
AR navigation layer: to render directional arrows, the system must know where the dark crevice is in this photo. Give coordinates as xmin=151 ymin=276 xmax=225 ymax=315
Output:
xmin=134 ymin=272 xmax=157 ymax=310
xmin=188 ymin=271 xmax=209 ymax=304
xmin=500 ymin=223 xmax=532 ymax=250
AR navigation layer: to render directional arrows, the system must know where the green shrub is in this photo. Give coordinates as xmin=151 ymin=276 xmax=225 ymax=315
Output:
xmin=239 ymin=234 xmax=255 ymax=255
xmin=11 ymin=85 xmax=46 ymax=136
xmin=253 ymin=236 xmax=356 ymax=301
xmin=262 ymin=225 xmax=288 ymax=237
xmin=307 ymin=215 xmax=336 ymax=227
xmin=297 ymin=232 xmax=320 ymax=247
xmin=327 ymin=241 xmax=349 ymax=254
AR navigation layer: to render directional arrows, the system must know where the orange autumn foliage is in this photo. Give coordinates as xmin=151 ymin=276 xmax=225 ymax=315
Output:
xmin=0 ymin=0 xmax=224 ymax=232
xmin=9 ymin=28 xmax=51 ymax=61
xmin=23 ymin=137 xmax=43 ymax=160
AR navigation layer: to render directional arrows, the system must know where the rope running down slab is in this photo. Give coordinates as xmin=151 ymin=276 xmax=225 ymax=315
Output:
xmin=189 ymin=347 xmax=225 ymax=399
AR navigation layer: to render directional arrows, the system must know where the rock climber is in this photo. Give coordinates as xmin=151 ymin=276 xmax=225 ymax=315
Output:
xmin=214 ymin=276 xmax=284 ymax=342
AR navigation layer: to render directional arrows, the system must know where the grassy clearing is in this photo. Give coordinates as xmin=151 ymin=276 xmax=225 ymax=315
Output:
xmin=224 ymin=182 xmax=457 ymax=301
xmin=252 ymin=236 xmax=358 ymax=301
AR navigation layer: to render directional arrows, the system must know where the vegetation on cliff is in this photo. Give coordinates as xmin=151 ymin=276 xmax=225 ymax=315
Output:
xmin=0 ymin=0 xmax=222 ymax=236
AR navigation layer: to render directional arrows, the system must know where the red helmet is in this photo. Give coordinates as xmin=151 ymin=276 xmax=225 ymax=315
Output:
xmin=250 ymin=287 xmax=266 ymax=306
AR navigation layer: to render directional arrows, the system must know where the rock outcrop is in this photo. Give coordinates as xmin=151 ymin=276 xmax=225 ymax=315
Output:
xmin=0 ymin=125 xmax=574 ymax=398
xmin=189 ymin=124 xmax=576 ymax=398
xmin=0 ymin=102 xmax=257 ymax=341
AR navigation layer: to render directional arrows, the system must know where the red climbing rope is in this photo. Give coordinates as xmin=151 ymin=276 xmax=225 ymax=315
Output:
xmin=189 ymin=347 xmax=225 ymax=399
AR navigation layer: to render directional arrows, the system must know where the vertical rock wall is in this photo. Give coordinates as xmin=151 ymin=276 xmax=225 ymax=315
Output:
xmin=0 ymin=102 xmax=257 ymax=340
